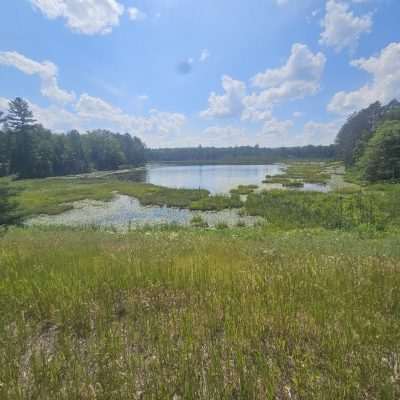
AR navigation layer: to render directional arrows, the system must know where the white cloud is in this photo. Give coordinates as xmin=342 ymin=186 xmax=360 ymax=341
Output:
xmin=251 ymin=43 xmax=326 ymax=90
xmin=30 ymin=0 xmax=124 ymax=35
xmin=16 ymin=93 xmax=185 ymax=147
xmin=128 ymin=7 xmax=146 ymax=21
xmin=299 ymin=120 xmax=342 ymax=146
xmin=243 ymin=44 xmax=325 ymax=121
xmin=0 ymin=51 xmax=75 ymax=104
xmin=199 ymin=49 xmax=210 ymax=63
xmin=201 ymin=126 xmax=249 ymax=146
xmin=75 ymin=94 xmax=185 ymax=136
xmin=319 ymin=0 xmax=372 ymax=52
xmin=261 ymin=118 xmax=293 ymax=136
xmin=201 ymin=75 xmax=247 ymax=118
xmin=0 ymin=97 xmax=9 ymax=114
xmin=328 ymin=42 xmax=400 ymax=114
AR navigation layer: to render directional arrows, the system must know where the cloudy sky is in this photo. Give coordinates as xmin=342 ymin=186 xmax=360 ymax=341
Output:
xmin=0 ymin=0 xmax=399 ymax=148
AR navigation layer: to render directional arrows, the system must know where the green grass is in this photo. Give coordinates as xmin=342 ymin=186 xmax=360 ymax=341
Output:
xmin=0 ymin=226 xmax=399 ymax=399
xmin=282 ymin=181 xmax=305 ymax=188
xmin=263 ymin=162 xmax=332 ymax=186
xmin=245 ymin=188 xmax=400 ymax=230
xmin=2 ymin=176 xmax=210 ymax=217
xmin=230 ymin=184 xmax=258 ymax=195
xmin=190 ymin=193 xmax=243 ymax=211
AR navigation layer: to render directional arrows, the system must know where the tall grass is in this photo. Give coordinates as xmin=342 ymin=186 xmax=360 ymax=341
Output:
xmin=245 ymin=189 xmax=400 ymax=230
xmin=0 ymin=227 xmax=399 ymax=399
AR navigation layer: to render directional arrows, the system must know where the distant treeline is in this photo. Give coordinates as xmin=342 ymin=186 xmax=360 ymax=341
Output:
xmin=0 ymin=98 xmax=146 ymax=179
xmin=2 ymin=96 xmax=399 ymax=182
xmin=147 ymin=145 xmax=337 ymax=164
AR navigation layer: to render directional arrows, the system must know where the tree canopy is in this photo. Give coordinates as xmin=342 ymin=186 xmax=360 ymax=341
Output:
xmin=335 ymin=99 xmax=400 ymax=166
xmin=0 ymin=98 xmax=146 ymax=179
xmin=357 ymin=120 xmax=400 ymax=182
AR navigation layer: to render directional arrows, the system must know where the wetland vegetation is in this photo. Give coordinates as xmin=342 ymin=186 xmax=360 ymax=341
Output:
xmin=0 ymin=98 xmax=400 ymax=398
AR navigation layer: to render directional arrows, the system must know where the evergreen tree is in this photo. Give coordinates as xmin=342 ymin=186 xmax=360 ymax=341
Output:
xmin=6 ymin=98 xmax=37 ymax=178
xmin=6 ymin=98 xmax=36 ymax=131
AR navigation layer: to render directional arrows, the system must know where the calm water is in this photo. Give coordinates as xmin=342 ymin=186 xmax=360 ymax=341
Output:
xmin=27 ymin=163 xmax=329 ymax=229
xmin=119 ymin=164 xmax=284 ymax=194
xmin=26 ymin=195 xmax=263 ymax=230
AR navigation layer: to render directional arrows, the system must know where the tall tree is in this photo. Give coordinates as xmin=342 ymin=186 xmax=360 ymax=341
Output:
xmin=6 ymin=98 xmax=37 ymax=178
xmin=6 ymin=98 xmax=36 ymax=131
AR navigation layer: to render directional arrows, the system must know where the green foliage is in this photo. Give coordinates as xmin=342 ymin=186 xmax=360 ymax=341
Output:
xmin=190 ymin=215 xmax=209 ymax=228
xmin=263 ymin=162 xmax=332 ymax=186
xmin=0 ymin=98 xmax=147 ymax=179
xmin=6 ymin=97 xmax=36 ymax=131
xmin=0 ymin=182 xmax=20 ymax=226
xmin=230 ymin=184 xmax=258 ymax=195
xmin=335 ymin=99 xmax=400 ymax=167
xmin=357 ymin=120 xmax=400 ymax=182
xmin=190 ymin=193 xmax=243 ymax=211
xmin=148 ymin=144 xmax=336 ymax=164
xmin=282 ymin=181 xmax=304 ymax=188
xmin=245 ymin=189 xmax=397 ymax=230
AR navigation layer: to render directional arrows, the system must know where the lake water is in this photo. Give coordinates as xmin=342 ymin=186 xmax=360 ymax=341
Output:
xmin=27 ymin=163 xmax=330 ymax=230
xmin=119 ymin=164 xmax=284 ymax=194
xmin=26 ymin=195 xmax=263 ymax=230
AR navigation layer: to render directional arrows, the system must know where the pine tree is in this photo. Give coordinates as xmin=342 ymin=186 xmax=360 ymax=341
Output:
xmin=6 ymin=98 xmax=36 ymax=131
xmin=6 ymin=98 xmax=37 ymax=178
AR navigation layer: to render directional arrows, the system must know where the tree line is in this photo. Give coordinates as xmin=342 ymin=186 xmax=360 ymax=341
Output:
xmin=335 ymin=99 xmax=400 ymax=182
xmin=148 ymin=144 xmax=336 ymax=164
xmin=0 ymin=98 xmax=146 ymax=179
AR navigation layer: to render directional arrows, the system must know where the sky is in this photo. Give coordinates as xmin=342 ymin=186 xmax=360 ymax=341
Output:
xmin=0 ymin=0 xmax=399 ymax=148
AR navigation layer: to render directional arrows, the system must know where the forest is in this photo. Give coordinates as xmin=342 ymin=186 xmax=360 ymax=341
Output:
xmin=148 ymin=144 xmax=337 ymax=164
xmin=335 ymin=99 xmax=400 ymax=181
xmin=0 ymin=98 xmax=146 ymax=179
xmin=1 ymin=97 xmax=400 ymax=184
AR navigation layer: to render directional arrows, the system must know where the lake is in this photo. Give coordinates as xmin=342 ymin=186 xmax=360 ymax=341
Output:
xmin=26 ymin=163 xmax=329 ymax=230
xmin=118 ymin=163 xmax=284 ymax=194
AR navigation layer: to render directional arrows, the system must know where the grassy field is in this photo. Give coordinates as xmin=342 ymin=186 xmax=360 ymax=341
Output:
xmin=0 ymin=226 xmax=399 ymax=399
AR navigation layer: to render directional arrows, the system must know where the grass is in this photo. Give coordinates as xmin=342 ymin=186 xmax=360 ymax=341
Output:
xmin=0 ymin=226 xmax=399 ymax=399
xmin=230 ymin=184 xmax=258 ymax=195
xmin=1 ymin=176 xmax=210 ymax=217
xmin=282 ymin=181 xmax=305 ymax=188
xmin=190 ymin=215 xmax=209 ymax=228
xmin=190 ymin=193 xmax=243 ymax=211
xmin=263 ymin=162 xmax=332 ymax=186
xmin=245 ymin=188 xmax=400 ymax=230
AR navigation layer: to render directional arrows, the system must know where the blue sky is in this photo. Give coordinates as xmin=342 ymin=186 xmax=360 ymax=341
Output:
xmin=0 ymin=0 xmax=399 ymax=148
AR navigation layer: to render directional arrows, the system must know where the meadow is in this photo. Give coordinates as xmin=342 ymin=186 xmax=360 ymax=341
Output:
xmin=1 ymin=164 xmax=400 ymax=399
xmin=0 ymin=226 xmax=399 ymax=399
